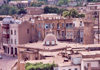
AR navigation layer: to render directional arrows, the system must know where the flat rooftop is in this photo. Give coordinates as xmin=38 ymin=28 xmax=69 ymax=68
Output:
xmin=19 ymin=42 xmax=69 ymax=51
xmin=80 ymin=51 xmax=100 ymax=56
xmin=25 ymin=56 xmax=74 ymax=67
xmin=19 ymin=41 xmax=100 ymax=49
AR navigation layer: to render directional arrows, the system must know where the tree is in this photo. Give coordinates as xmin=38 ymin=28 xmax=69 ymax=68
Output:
xmin=9 ymin=6 xmax=19 ymax=15
xmin=44 ymin=6 xmax=60 ymax=14
xmin=30 ymin=2 xmax=44 ymax=7
xmin=62 ymin=11 xmax=69 ymax=17
xmin=78 ymin=14 xmax=85 ymax=18
xmin=0 ymin=4 xmax=27 ymax=15
xmin=62 ymin=9 xmax=85 ymax=18
xmin=0 ymin=4 xmax=19 ymax=15
xmin=18 ymin=8 xmax=27 ymax=14
xmin=57 ymin=0 xmax=70 ymax=6
xmin=25 ymin=62 xmax=57 ymax=70
xmin=69 ymin=9 xmax=79 ymax=18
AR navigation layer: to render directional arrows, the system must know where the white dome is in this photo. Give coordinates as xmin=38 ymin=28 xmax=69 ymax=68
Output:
xmin=43 ymin=33 xmax=58 ymax=46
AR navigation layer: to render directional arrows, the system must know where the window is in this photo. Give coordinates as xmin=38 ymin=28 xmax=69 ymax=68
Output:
xmin=15 ymin=39 xmax=16 ymax=44
xmin=57 ymin=23 xmax=60 ymax=29
xmin=38 ymin=23 xmax=41 ymax=28
xmin=57 ymin=31 xmax=60 ymax=36
xmin=69 ymin=23 xmax=72 ymax=28
xmin=8 ymin=48 xmax=9 ymax=54
xmin=15 ymin=48 xmax=17 ymax=55
xmin=52 ymin=23 xmax=54 ymax=29
xmin=66 ymin=23 xmax=73 ymax=28
xmin=66 ymin=32 xmax=69 ymax=38
xmin=45 ymin=24 xmax=49 ymax=29
xmin=62 ymin=23 xmax=64 ymax=27
xmin=75 ymin=68 xmax=77 ymax=70
xmin=66 ymin=24 xmax=69 ymax=28
xmin=11 ymin=39 xmax=13 ymax=44
xmin=41 ymin=23 xmax=43 ymax=28
xmin=80 ymin=31 xmax=83 ymax=38
xmin=27 ymin=29 xmax=29 ymax=34
xmin=80 ymin=21 xmax=83 ymax=26
xmin=45 ymin=41 xmax=50 ymax=46
xmin=62 ymin=31 xmax=65 ymax=37
xmin=14 ymin=30 xmax=16 ymax=35
xmin=38 ymin=32 xmax=41 ymax=39
xmin=80 ymin=38 xmax=83 ymax=42
xmin=11 ymin=47 xmax=13 ymax=54
xmin=11 ymin=30 xmax=13 ymax=35
xmin=50 ymin=24 xmax=53 ymax=29
xmin=51 ymin=41 xmax=55 ymax=45
xmin=70 ymin=32 xmax=73 ymax=38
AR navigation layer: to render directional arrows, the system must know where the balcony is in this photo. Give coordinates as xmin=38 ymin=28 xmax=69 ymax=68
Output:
xmin=3 ymin=34 xmax=9 ymax=38
xmin=2 ymin=24 xmax=9 ymax=29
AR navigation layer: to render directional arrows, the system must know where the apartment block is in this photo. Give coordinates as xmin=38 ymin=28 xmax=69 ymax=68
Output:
xmin=47 ymin=0 xmax=58 ymax=5
xmin=9 ymin=1 xmax=29 ymax=8
xmin=2 ymin=16 xmax=34 ymax=56
xmin=32 ymin=14 xmax=84 ymax=43
xmin=83 ymin=19 xmax=94 ymax=44
xmin=26 ymin=7 xmax=44 ymax=15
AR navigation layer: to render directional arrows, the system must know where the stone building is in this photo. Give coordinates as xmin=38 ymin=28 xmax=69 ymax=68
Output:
xmin=86 ymin=2 xmax=100 ymax=44
xmin=32 ymin=14 xmax=84 ymax=43
xmin=9 ymin=1 xmax=29 ymax=8
xmin=26 ymin=7 xmax=44 ymax=15
xmin=83 ymin=19 xmax=94 ymax=44
xmin=17 ymin=33 xmax=100 ymax=70
xmin=47 ymin=0 xmax=58 ymax=5
xmin=1 ymin=16 xmax=34 ymax=56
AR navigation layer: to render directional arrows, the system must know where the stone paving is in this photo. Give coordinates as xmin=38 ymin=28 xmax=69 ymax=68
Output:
xmin=0 ymin=54 xmax=17 ymax=70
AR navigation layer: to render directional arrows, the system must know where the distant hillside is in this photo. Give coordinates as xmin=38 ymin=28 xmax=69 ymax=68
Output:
xmin=10 ymin=0 xmax=27 ymax=1
xmin=9 ymin=0 xmax=100 ymax=2
xmin=87 ymin=0 xmax=100 ymax=2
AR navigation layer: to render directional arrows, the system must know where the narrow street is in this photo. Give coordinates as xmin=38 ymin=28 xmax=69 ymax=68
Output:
xmin=0 ymin=53 xmax=17 ymax=70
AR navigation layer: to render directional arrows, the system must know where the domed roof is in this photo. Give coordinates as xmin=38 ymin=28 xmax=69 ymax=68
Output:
xmin=43 ymin=33 xmax=58 ymax=46
xmin=3 ymin=16 xmax=14 ymax=24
